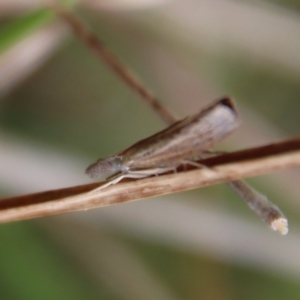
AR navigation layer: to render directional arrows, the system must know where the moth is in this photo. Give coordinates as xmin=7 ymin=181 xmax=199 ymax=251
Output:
xmin=85 ymin=97 xmax=289 ymax=235
xmin=86 ymin=98 xmax=240 ymax=189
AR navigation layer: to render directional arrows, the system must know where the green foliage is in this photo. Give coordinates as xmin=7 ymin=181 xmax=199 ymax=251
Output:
xmin=0 ymin=9 xmax=55 ymax=54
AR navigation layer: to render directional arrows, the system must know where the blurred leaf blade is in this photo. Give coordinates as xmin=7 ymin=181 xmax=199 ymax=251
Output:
xmin=0 ymin=8 xmax=56 ymax=54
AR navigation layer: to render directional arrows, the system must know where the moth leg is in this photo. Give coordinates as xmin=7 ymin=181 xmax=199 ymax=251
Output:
xmin=89 ymin=172 xmax=150 ymax=193
xmin=181 ymin=160 xmax=217 ymax=176
xmin=89 ymin=174 xmax=125 ymax=192
xmin=182 ymin=159 xmax=205 ymax=169
xmin=89 ymin=166 xmax=178 ymax=193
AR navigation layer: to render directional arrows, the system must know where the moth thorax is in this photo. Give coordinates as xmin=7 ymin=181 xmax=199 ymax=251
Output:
xmin=86 ymin=156 xmax=123 ymax=178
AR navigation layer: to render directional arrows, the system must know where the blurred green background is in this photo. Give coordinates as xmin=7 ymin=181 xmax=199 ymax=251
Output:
xmin=1 ymin=1 xmax=300 ymax=299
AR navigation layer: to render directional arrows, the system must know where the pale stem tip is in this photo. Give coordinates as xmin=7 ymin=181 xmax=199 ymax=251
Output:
xmin=271 ymin=218 xmax=289 ymax=235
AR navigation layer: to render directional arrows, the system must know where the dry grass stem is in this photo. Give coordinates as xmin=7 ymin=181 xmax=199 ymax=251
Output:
xmin=1 ymin=137 xmax=300 ymax=223
xmin=53 ymin=7 xmax=176 ymax=124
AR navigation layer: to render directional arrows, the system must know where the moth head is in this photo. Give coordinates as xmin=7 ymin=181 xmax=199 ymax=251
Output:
xmin=86 ymin=156 xmax=123 ymax=178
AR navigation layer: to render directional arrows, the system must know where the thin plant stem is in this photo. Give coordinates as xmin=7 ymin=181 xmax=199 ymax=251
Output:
xmin=0 ymin=137 xmax=299 ymax=225
xmin=53 ymin=6 xmax=176 ymax=124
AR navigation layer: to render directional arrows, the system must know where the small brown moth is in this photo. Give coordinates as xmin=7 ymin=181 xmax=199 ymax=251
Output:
xmin=86 ymin=97 xmax=288 ymax=234
xmin=86 ymin=98 xmax=240 ymax=188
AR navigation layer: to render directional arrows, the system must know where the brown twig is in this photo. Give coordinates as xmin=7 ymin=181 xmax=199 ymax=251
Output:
xmin=53 ymin=7 xmax=176 ymax=124
xmin=1 ymin=137 xmax=300 ymax=223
